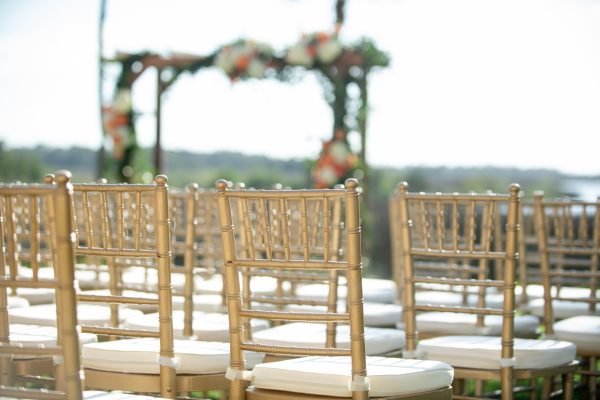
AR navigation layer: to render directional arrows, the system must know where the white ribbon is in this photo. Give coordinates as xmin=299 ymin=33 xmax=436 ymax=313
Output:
xmin=499 ymin=357 xmax=516 ymax=367
xmin=157 ymin=355 xmax=181 ymax=370
xmin=348 ymin=375 xmax=370 ymax=392
xmin=402 ymin=349 xmax=425 ymax=359
xmin=225 ymin=367 xmax=254 ymax=382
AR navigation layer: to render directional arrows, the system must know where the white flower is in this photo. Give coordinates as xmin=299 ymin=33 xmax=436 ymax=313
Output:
xmin=285 ymin=44 xmax=313 ymax=67
xmin=329 ymin=141 xmax=350 ymax=164
xmin=114 ymin=89 xmax=132 ymax=113
xmin=317 ymin=39 xmax=342 ymax=63
xmin=246 ymin=58 xmax=266 ymax=78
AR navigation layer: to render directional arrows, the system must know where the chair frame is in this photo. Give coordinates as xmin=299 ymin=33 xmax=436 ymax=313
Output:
xmin=533 ymin=192 xmax=599 ymax=398
xmin=396 ymin=182 xmax=578 ymax=400
xmin=216 ymin=178 xmax=451 ymax=400
xmin=0 ymin=172 xmax=84 ymax=399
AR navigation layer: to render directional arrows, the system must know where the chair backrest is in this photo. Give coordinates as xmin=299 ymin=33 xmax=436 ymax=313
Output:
xmin=215 ymin=178 xmax=367 ymax=397
xmin=0 ymin=171 xmax=83 ymax=399
xmin=70 ymin=176 xmax=177 ymax=397
xmin=533 ymin=193 xmax=600 ymax=333
xmin=170 ymin=184 xmax=224 ymax=337
xmin=395 ymin=182 xmax=520 ymax=357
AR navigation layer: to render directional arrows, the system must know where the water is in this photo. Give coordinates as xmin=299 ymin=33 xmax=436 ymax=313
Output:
xmin=561 ymin=178 xmax=600 ymax=201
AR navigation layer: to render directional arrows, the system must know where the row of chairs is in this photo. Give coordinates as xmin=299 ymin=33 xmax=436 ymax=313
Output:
xmin=0 ymin=172 xmax=597 ymax=399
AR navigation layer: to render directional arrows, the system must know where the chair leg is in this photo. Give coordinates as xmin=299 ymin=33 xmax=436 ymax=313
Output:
xmin=562 ymin=372 xmax=574 ymax=400
xmin=528 ymin=378 xmax=537 ymax=400
xmin=541 ymin=377 xmax=552 ymax=400
xmin=452 ymin=378 xmax=465 ymax=395
xmin=475 ymin=380 xmax=484 ymax=397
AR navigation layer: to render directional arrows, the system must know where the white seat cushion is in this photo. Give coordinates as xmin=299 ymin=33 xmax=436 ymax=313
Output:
xmin=9 ymin=324 xmax=97 ymax=359
xmin=251 ymin=322 xmax=405 ymax=355
xmin=398 ymin=312 xmax=539 ymax=337
xmin=7 ymin=296 xmax=29 ymax=308
xmin=80 ymin=289 xmax=159 ymax=313
xmin=283 ymin=302 xmax=402 ymax=327
xmin=414 ymin=290 xmax=519 ymax=309
xmin=9 ymin=304 xmax=143 ymax=327
xmin=252 ymin=356 xmax=453 ymax=397
xmin=82 ymin=338 xmax=264 ymax=374
xmin=526 ymin=298 xmax=600 ymax=319
xmin=553 ymin=315 xmax=600 ymax=353
xmin=195 ymin=275 xmax=280 ymax=296
xmin=295 ymin=278 xmax=398 ymax=304
xmin=84 ymin=392 xmax=167 ymax=399
xmin=418 ymin=335 xmax=576 ymax=369
xmin=123 ymin=310 xmax=270 ymax=341
xmin=171 ymin=294 xmax=227 ymax=313
xmin=8 ymin=287 xmax=55 ymax=305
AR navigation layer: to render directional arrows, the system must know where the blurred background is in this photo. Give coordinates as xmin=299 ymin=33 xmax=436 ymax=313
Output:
xmin=1 ymin=0 xmax=600 ymax=277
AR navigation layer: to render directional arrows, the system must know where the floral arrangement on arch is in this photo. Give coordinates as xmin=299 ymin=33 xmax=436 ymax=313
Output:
xmin=102 ymin=88 xmax=133 ymax=160
xmin=285 ymin=32 xmax=343 ymax=67
xmin=311 ymin=128 xmax=358 ymax=189
xmin=214 ymin=39 xmax=275 ymax=81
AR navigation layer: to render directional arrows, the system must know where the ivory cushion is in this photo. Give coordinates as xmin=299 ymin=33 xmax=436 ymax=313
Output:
xmin=171 ymin=294 xmax=228 ymax=313
xmin=552 ymin=315 xmax=600 ymax=353
xmin=195 ymin=275 xmax=280 ymax=296
xmin=124 ymin=310 xmax=270 ymax=341
xmin=418 ymin=335 xmax=576 ymax=369
xmin=7 ymin=296 xmax=29 ymax=308
xmin=251 ymin=322 xmax=405 ymax=355
xmin=526 ymin=298 xmax=600 ymax=319
xmin=9 ymin=324 xmax=97 ymax=359
xmin=397 ymin=312 xmax=539 ymax=337
xmin=295 ymin=278 xmax=398 ymax=304
xmin=9 ymin=303 xmax=143 ymax=327
xmin=252 ymin=356 xmax=453 ymax=397
xmin=283 ymin=302 xmax=403 ymax=327
xmin=82 ymin=338 xmax=264 ymax=374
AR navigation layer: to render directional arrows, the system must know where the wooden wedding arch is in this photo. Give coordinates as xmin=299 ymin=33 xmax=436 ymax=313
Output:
xmin=99 ymin=0 xmax=389 ymax=187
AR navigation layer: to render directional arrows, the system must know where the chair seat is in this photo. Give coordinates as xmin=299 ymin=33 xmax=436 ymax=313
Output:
xmin=251 ymin=322 xmax=405 ymax=355
xmin=84 ymin=391 xmax=169 ymax=399
xmin=195 ymin=275 xmax=280 ymax=296
xmin=8 ymin=287 xmax=55 ymax=305
xmin=294 ymin=278 xmax=398 ymax=304
xmin=553 ymin=315 xmax=600 ymax=353
xmin=9 ymin=324 xmax=97 ymax=359
xmin=252 ymin=356 xmax=453 ymax=398
xmin=396 ymin=312 xmax=539 ymax=337
xmin=82 ymin=338 xmax=264 ymax=374
xmin=9 ymin=303 xmax=143 ymax=327
xmin=123 ymin=310 xmax=270 ymax=341
xmin=7 ymin=296 xmax=29 ymax=308
xmin=171 ymin=294 xmax=227 ymax=313
xmin=526 ymin=297 xmax=600 ymax=319
xmin=414 ymin=290 xmax=519 ymax=309
xmin=283 ymin=302 xmax=402 ymax=327
xmin=418 ymin=335 xmax=576 ymax=370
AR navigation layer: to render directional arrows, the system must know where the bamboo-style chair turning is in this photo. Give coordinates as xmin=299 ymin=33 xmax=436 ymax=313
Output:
xmin=396 ymin=182 xmax=578 ymax=400
xmin=0 ymin=171 xmax=163 ymax=400
xmin=216 ymin=178 xmax=454 ymax=400
xmin=66 ymin=175 xmax=261 ymax=399
xmin=533 ymin=192 xmax=600 ymax=398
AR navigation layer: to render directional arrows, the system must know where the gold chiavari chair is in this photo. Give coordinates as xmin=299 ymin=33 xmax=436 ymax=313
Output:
xmin=1 ymin=174 xmax=99 ymax=385
xmin=533 ymin=193 xmax=600 ymax=398
xmin=0 ymin=171 xmax=162 ymax=400
xmin=68 ymin=175 xmax=261 ymax=399
xmin=390 ymin=186 xmax=540 ymax=339
xmin=216 ymin=178 xmax=454 ymax=400
xmin=397 ymin=182 xmax=579 ymax=400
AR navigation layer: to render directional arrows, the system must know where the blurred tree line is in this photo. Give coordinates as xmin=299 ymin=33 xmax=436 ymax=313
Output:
xmin=1 ymin=143 xmax=592 ymax=278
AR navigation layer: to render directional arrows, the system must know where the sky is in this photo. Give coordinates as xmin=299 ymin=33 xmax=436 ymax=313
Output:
xmin=1 ymin=0 xmax=600 ymax=176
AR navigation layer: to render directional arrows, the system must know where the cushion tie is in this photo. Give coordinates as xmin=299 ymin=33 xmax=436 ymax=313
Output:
xmin=157 ymin=355 xmax=181 ymax=370
xmin=349 ymin=375 xmax=370 ymax=392
xmin=499 ymin=357 xmax=516 ymax=368
xmin=225 ymin=367 xmax=254 ymax=382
